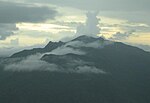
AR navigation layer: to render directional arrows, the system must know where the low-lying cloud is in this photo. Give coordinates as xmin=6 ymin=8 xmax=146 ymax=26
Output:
xmin=4 ymin=54 xmax=59 ymax=72
xmin=44 ymin=39 xmax=113 ymax=56
xmin=74 ymin=66 xmax=106 ymax=74
xmin=46 ymin=46 xmax=85 ymax=55
xmin=66 ymin=40 xmax=113 ymax=49
xmin=4 ymin=54 xmax=106 ymax=74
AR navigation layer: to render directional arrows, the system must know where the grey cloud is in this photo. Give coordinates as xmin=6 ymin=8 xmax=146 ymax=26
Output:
xmin=101 ymin=22 xmax=150 ymax=34
xmin=121 ymin=22 xmax=150 ymax=33
xmin=37 ymin=0 xmax=150 ymax=26
xmin=0 ymin=1 xmax=58 ymax=40
xmin=0 ymin=23 xmax=18 ymax=40
xmin=9 ymin=0 xmax=150 ymax=27
xmin=100 ymin=11 xmax=150 ymax=25
xmin=20 ymin=0 xmax=150 ymax=26
xmin=24 ymin=0 xmax=150 ymax=11
xmin=110 ymin=30 xmax=136 ymax=40
xmin=0 ymin=1 xmax=58 ymax=23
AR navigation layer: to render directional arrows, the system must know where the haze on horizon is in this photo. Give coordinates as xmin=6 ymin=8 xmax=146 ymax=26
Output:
xmin=0 ymin=0 xmax=150 ymax=56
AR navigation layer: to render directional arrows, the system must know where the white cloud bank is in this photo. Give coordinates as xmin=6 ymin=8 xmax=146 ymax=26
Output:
xmin=74 ymin=66 xmax=106 ymax=74
xmin=47 ymin=46 xmax=85 ymax=55
xmin=4 ymin=54 xmax=59 ymax=72
xmin=4 ymin=54 xmax=106 ymax=74
xmin=66 ymin=39 xmax=113 ymax=49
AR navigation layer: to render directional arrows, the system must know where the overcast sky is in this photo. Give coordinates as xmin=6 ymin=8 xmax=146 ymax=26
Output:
xmin=0 ymin=0 xmax=150 ymax=56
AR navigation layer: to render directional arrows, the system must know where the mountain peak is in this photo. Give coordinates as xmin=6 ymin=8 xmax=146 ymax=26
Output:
xmin=71 ymin=35 xmax=104 ymax=43
xmin=44 ymin=41 xmax=64 ymax=49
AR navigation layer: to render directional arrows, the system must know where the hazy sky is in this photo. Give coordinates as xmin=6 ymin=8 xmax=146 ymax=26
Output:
xmin=0 ymin=0 xmax=150 ymax=51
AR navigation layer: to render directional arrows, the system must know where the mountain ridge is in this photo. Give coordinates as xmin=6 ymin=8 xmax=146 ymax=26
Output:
xmin=10 ymin=41 xmax=65 ymax=58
